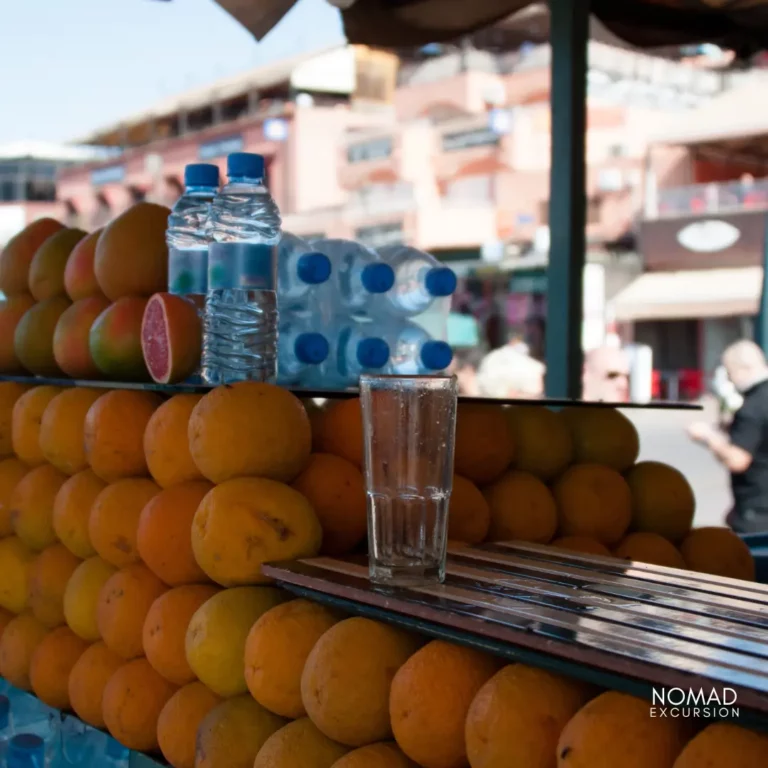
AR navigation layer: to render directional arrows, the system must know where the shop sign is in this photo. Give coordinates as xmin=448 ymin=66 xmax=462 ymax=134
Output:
xmin=199 ymin=134 xmax=244 ymax=160
xmin=676 ymin=219 xmax=741 ymax=253
xmin=442 ymin=127 xmax=500 ymax=152
xmin=90 ymin=165 xmax=125 ymax=185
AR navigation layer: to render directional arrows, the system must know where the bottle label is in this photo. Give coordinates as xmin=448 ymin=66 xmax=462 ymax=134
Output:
xmin=169 ymin=247 xmax=208 ymax=295
xmin=208 ymin=242 xmax=276 ymax=290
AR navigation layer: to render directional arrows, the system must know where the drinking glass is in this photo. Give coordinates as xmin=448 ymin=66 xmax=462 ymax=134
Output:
xmin=359 ymin=374 xmax=458 ymax=585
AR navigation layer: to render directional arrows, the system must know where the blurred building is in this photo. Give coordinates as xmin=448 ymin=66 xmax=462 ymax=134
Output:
xmin=55 ymin=34 xmax=739 ymax=356
xmin=620 ymin=78 xmax=768 ymax=399
xmin=0 ymin=141 xmax=103 ymax=247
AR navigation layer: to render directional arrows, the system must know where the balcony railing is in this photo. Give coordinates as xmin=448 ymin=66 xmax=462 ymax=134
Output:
xmin=655 ymin=178 xmax=768 ymax=219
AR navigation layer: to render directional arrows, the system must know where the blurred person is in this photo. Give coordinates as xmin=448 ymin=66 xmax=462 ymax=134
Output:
xmin=688 ymin=339 xmax=768 ymax=534
xmin=476 ymin=346 xmax=545 ymax=399
xmin=447 ymin=347 xmax=484 ymax=396
xmin=582 ymin=346 xmax=631 ymax=403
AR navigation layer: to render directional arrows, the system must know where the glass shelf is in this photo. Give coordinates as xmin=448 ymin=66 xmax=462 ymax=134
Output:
xmin=0 ymin=375 xmax=702 ymax=410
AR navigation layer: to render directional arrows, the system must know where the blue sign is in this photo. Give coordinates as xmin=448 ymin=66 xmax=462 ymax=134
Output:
xmin=199 ymin=134 xmax=244 ymax=160
xmin=263 ymin=119 xmax=288 ymax=142
xmin=90 ymin=165 xmax=125 ymax=185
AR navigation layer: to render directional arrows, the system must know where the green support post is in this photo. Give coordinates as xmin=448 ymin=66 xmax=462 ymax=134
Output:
xmin=544 ymin=0 xmax=590 ymax=399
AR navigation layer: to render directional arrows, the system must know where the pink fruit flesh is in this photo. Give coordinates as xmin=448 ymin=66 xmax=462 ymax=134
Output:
xmin=141 ymin=297 xmax=170 ymax=383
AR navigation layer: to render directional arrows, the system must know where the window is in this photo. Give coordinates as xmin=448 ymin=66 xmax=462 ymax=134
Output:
xmin=442 ymin=128 xmax=500 ymax=152
xmin=347 ymin=137 xmax=393 ymax=164
xmin=355 ymin=222 xmax=404 ymax=249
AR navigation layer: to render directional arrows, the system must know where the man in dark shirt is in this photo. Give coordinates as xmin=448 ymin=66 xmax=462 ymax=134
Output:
xmin=688 ymin=340 xmax=768 ymax=533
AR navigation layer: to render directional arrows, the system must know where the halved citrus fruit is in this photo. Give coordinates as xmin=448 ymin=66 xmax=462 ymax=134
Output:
xmin=141 ymin=293 xmax=201 ymax=384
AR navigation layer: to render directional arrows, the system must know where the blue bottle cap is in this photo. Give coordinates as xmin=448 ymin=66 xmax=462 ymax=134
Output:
xmin=227 ymin=152 xmax=265 ymax=180
xmin=184 ymin=163 xmax=220 ymax=188
xmin=357 ymin=338 xmax=390 ymax=369
xmin=0 ymin=695 xmax=8 ymax=730
xmin=7 ymin=734 xmax=45 ymax=768
xmin=360 ymin=263 xmax=395 ymax=294
xmin=296 ymin=252 xmax=331 ymax=285
xmin=425 ymin=267 xmax=457 ymax=297
xmin=420 ymin=340 xmax=453 ymax=371
xmin=295 ymin=333 xmax=330 ymax=365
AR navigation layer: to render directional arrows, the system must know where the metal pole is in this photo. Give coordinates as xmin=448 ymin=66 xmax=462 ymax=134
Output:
xmin=544 ymin=0 xmax=589 ymax=398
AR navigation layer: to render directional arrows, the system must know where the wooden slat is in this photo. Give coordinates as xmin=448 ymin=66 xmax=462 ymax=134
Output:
xmin=262 ymin=543 xmax=768 ymax=715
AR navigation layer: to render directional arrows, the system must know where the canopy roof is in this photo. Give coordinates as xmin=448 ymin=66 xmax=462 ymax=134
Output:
xmin=208 ymin=0 xmax=768 ymax=55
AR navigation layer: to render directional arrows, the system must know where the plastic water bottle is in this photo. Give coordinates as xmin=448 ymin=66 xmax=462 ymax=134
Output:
xmin=385 ymin=320 xmax=453 ymax=375
xmin=166 ymin=163 xmax=220 ymax=303
xmin=373 ymin=245 xmax=457 ymax=318
xmin=277 ymin=318 xmax=330 ymax=385
xmin=203 ymin=152 xmax=281 ymax=384
xmin=310 ymin=321 xmax=390 ymax=389
xmin=277 ymin=232 xmax=332 ymax=311
xmin=0 ymin=695 xmax=15 ymax=759
xmin=310 ymin=239 xmax=395 ymax=317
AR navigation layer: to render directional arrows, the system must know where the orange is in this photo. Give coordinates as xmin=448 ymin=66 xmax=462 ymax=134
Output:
xmin=53 ymin=295 xmax=112 ymax=379
xmin=0 ymin=295 xmax=37 ymax=374
xmin=0 ymin=458 xmax=28 ymax=537
xmin=561 ymin=407 xmax=639 ymax=472
xmin=389 ymin=640 xmax=501 ymax=768
xmin=10 ymin=463 xmax=68 ymax=550
xmin=53 ymin=469 xmax=105 ymax=558
xmin=89 ymin=296 xmax=151 ymax=381
xmin=143 ymin=584 xmax=220 ymax=685
xmin=448 ymin=474 xmax=490 ymax=545
xmin=292 ymin=453 xmax=367 ymax=556
xmin=64 ymin=228 xmax=103 ymax=301
xmin=245 ymin=599 xmax=341 ymax=718
xmin=39 ymin=387 xmax=103 ymax=475
xmin=28 ymin=227 xmax=87 ymax=301
xmin=673 ymin=722 xmax=768 ymax=768
xmin=28 ymin=543 xmax=82 ymax=627
xmin=301 ymin=617 xmax=423 ymax=747
xmin=157 ymin=681 xmax=222 ymax=768
xmin=12 ymin=385 xmax=63 ymax=466
xmin=63 ymin=556 xmax=118 ymax=641
xmin=0 ymin=382 xmax=31 ymax=457
xmin=483 ymin=470 xmax=558 ymax=544
xmin=557 ymin=691 xmax=691 ymax=767
xmin=89 ymin=477 xmax=160 ymax=567
xmin=0 ymin=612 xmax=49 ymax=689
xmin=188 ymin=382 xmax=311 ymax=483
xmin=331 ymin=743 xmax=418 ymax=768
xmin=94 ymin=202 xmax=170 ymax=301
xmin=143 ymin=394 xmax=205 ymax=488
xmin=254 ymin=718 xmax=350 ymax=768
xmin=137 ymin=480 xmax=212 ymax=586
xmin=454 ymin=403 xmax=515 ymax=484
xmin=68 ymin=640 xmax=123 ymax=728
xmin=0 ymin=218 xmax=64 ymax=296
xmin=14 ymin=297 xmax=71 ymax=376
xmin=195 ymin=695 xmax=287 ymax=768
xmin=550 ymin=536 xmax=612 ymax=557
xmin=141 ymin=292 xmax=202 ymax=384
xmin=102 ymin=657 xmax=179 ymax=751
xmin=553 ymin=464 xmax=631 ymax=547
xmin=0 ymin=536 xmax=36 ymax=613
xmin=680 ymin=527 xmax=756 ymax=581
xmin=29 ymin=625 xmax=90 ymax=708
xmin=185 ymin=586 xmax=285 ymax=698
xmin=96 ymin=563 xmax=167 ymax=659
xmin=625 ymin=461 xmax=695 ymax=543
xmin=614 ymin=533 xmax=686 ymax=569
xmin=465 ymin=664 xmax=593 ymax=768
xmin=84 ymin=389 xmax=162 ymax=481
xmin=314 ymin=398 xmax=364 ymax=467
xmin=191 ymin=477 xmax=322 ymax=587
xmin=506 ymin=406 xmax=573 ymax=480
xmin=0 ymin=607 xmax=14 ymax=638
